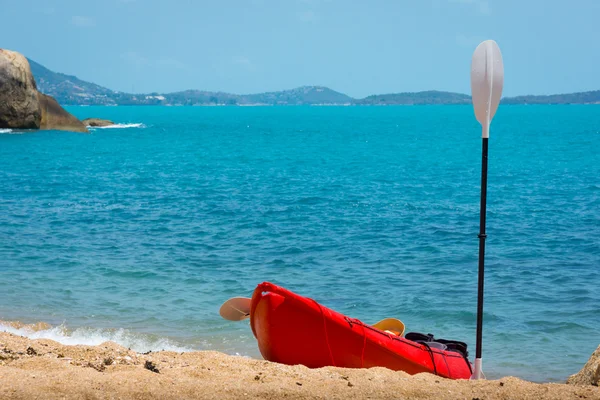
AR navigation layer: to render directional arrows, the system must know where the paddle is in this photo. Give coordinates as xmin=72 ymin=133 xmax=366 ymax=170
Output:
xmin=469 ymin=40 xmax=504 ymax=380
xmin=219 ymin=297 xmax=251 ymax=321
xmin=219 ymin=297 xmax=406 ymax=337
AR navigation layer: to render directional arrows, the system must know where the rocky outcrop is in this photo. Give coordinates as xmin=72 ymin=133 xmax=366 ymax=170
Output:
xmin=0 ymin=48 xmax=89 ymax=133
xmin=82 ymin=118 xmax=114 ymax=127
xmin=0 ymin=49 xmax=41 ymax=129
xmin=38 ymin=92 xmax=88 ymax=133
xmin=568 ymin=345 xmax=600 ymax=386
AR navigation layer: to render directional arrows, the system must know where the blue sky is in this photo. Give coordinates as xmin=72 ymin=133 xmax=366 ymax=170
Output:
xmin=2 ymin=0 xmax=599 ymax=97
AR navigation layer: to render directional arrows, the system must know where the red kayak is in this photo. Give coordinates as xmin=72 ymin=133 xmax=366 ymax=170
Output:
xmin=249 ymin=282 xmax=472 ymax=379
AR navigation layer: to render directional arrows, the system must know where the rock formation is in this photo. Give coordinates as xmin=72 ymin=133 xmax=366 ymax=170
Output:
xmin=0 ymin=49 xmax=41 ymax=129
xmin=568 ymin=345 xmax=600 ymax=386
xmin=38 ymin=92 xmax=88 ymax=133
xmin=82 ymin=118 xmax=115 ymax=127
xmin=0 ymin=48 xmax=88 ymax=133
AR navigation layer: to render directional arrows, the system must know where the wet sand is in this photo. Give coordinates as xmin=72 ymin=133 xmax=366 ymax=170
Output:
xmin=1 ymin=331 xmax=598 ymax=400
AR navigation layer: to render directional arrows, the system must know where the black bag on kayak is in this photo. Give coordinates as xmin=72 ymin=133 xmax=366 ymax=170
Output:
xmin=405 ymin=332 xmax=469 ymax=358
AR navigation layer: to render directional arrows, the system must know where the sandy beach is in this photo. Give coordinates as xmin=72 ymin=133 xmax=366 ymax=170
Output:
xmin=0 ymin=331 xmax=598 ymax=400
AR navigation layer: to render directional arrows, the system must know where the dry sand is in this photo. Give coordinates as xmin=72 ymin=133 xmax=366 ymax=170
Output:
xmin=1 ymin=331 xmax=598 ymax=400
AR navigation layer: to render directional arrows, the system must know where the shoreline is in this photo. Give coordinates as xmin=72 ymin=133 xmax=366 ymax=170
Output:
xmin=0 ymin=318 xmax=589 ymax=384
xmin=1 ymin=331 xmax=598 ymax=399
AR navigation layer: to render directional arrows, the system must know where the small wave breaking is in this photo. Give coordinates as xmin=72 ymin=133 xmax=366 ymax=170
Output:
xmin=0 ymin=128 xmax=14 ymax=134
xmin=0 ymin=320 xmax=191 ymax=353
xmin=88 ymin=123 xmax=146 ymax=129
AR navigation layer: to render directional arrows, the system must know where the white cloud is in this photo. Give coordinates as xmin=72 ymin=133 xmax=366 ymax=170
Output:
xmin=455 ymin=34 xmax=487 ymax=48
xmin=71 ymin=16 xmax=95 ymax=27
xmin=233 ymin=56 xmax=252 ymax=67
xmin=232 ymin=56 xmax=257 ymax=72
xmin=297 ymin=0 xmax=334 ymax=3
xmin=449 ymin=0 xmax=491 ymax=15
xmin=157 ymin=58 xmax=189 ymax=71
xmin=35 ymin=7 xmax=55 ymax=15
xmin=298 ymin=10 xmax=319 ymax=23
xmin=121 ymin=51 xmax=148 ymax=67
xmin=121 ymin=52 xmax=188 ymax=71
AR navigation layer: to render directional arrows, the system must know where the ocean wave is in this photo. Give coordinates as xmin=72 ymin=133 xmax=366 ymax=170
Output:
xmin=89 ymin=123 xmax=146 ymax=129
xmin=0 ymin=321 xmax=191 ymax=353
xmin=0 ymin=128 xmax=14 ymax=133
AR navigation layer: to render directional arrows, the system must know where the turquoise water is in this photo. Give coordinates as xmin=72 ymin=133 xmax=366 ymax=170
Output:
xmin=1 ymin=105 xmax=598 ymax=382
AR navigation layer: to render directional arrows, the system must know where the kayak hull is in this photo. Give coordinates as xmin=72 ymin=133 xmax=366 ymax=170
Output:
xmin=250 ymin=282 xmax=472 ymax=379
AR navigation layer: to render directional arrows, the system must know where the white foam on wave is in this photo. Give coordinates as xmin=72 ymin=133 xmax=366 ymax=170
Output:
xmin=0 ymin=322 xmax=191 ymax=353
xmin=0 ymin=128 xmax=14 ymax=134
xmin=89 ymin=123 xmax=146 ymax=129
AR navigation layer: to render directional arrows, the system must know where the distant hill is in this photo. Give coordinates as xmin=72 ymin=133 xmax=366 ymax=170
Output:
xmin=26 ymin=58 xmax=600 ymax=106
xmin=163 ymin=86 xmax=352 ymax=106
xmin=355 ymin=91 xmax=471 ymax=105
xmin=28 ymin=59 xmax=353 ymax=106
xmin=501 ymin=90 xmax=600 ymax=105
xmin=28 ymin=59 xmax=117 ymax=105
xmin=243 ymin=86 xmax=352 ymax=105
xmin=28 ymin=58 xmax=353 ymax=106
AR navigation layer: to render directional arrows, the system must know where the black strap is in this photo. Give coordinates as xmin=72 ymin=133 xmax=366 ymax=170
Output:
xmin=405 ymin=332 xmax=432 ymax=342
xmin=421 ymin=342 xmax=438 ymax=376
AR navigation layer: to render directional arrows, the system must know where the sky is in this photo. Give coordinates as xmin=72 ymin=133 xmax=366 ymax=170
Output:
xmin=1 ymin=0 xmax=599 ymax=98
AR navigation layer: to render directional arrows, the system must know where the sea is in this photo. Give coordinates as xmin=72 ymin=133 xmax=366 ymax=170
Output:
xmin=1 ymin=105 xmax=598 ymax=383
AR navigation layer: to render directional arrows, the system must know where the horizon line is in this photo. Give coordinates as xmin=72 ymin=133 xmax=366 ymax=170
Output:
xmin=26 ymin=57 xmax=600 ymax=100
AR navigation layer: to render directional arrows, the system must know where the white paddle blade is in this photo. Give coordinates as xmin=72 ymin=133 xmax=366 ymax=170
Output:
xmin=471 ymin=40 xmax=504 ymax=138
xmin=219 ymin=297 xmax=252 ymax=321
xmin=470 ymin=357 xmax=486 ymax=380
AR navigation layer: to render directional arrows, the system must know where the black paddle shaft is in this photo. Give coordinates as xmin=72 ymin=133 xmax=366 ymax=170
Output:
xmin=475 ymin=137 xmax=489 ymax=360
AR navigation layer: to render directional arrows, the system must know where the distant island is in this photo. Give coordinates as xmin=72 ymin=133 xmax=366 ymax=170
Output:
xmin=29 ymin=59 xmax=600 ymax=106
